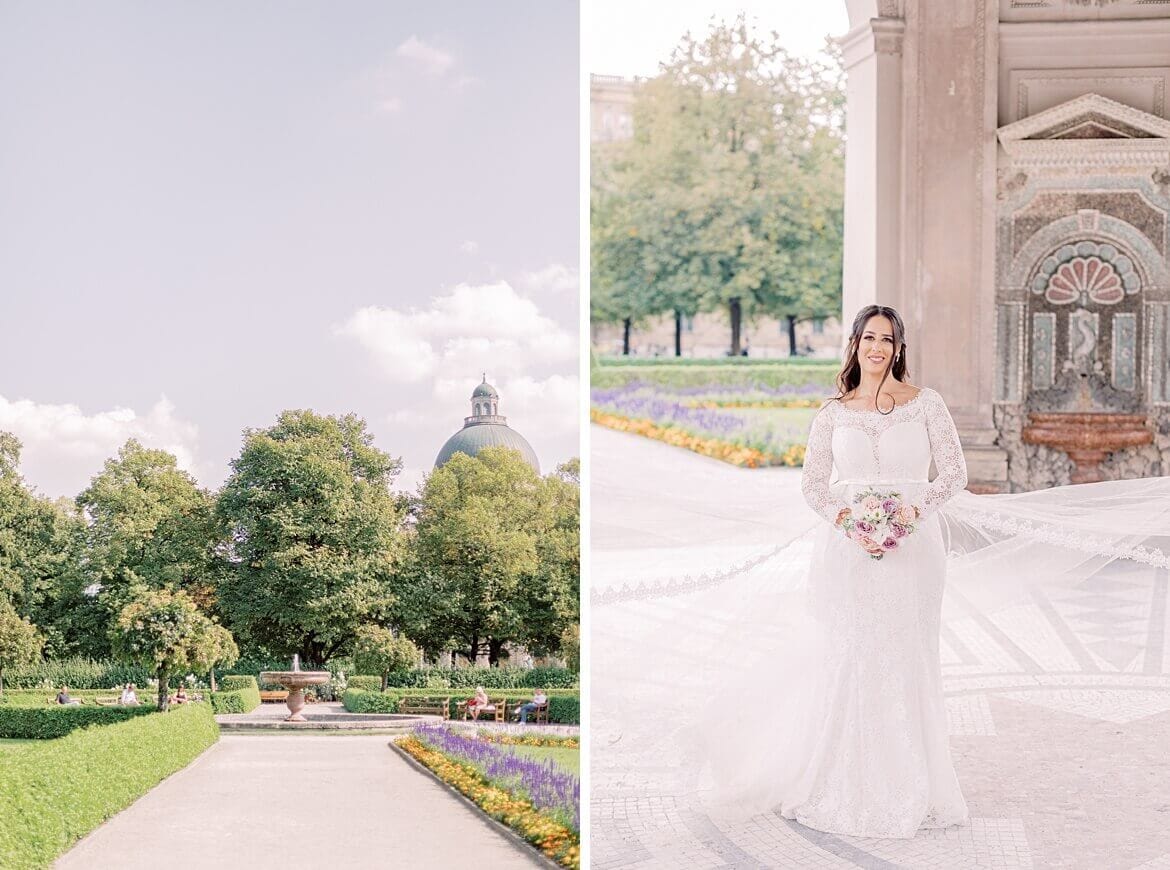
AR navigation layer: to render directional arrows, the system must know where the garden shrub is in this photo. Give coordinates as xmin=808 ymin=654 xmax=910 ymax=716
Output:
xmin=591 ymin=361 xmax=838 ymax=390
xmin=0 ymin=703 xmax=219 ymax=868
xmin=345 ymin=675 xmax=383 ymax=693
xmin=217 ymin=675 xmax=258 ymax=692
xmin=342 ymin=688 xmax=580 ymax=724
xmin=0 ymin=705 xmax=157 ymax=739
xmin=342 ymin=689 xmax=402 ymax=713
xmin=2 ymin=658 xmax=155 ymax=691
xmin=209 ymin=684 xmax=261 ymax=715
xmin=377 ymin=667 xmax=578 ymax=690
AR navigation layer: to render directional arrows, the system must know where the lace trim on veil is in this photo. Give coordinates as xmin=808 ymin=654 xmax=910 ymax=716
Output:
xmin=953 ymin=507 xmax=1170 ymax=569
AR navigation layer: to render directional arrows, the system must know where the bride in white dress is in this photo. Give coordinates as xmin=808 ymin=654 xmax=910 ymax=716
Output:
xmin=781 ymin=304 xmax=968 ymax=837
xmin=592 ymin=304 xmax=1170 ymax=848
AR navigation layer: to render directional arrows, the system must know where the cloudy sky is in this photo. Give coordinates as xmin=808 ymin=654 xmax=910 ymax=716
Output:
xmin=0 ymin=2 xmax=579 ymax=498
xmin=587 ymin=0 xmax=849 ymax=77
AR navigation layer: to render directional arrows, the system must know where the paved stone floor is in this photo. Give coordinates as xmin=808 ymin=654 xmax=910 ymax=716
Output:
xmin=56 ymin=734 xmax=545 ymax=869
xmin=590 ymin=426 xmax=1170 ymax=869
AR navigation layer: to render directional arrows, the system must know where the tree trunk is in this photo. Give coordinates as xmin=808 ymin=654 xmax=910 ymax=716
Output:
xmin=157 ymin=665 xmax=170 ymax=712
xmin=487 ymin=638 xmax=508 ymax=667
xmin=729 ymin=298 xmax=742 ymax=356
xmin=674 ymin=310 xmax=683 ymax=356
xmin=468 ymin=633 xmax=480 ymax=666
xmin=0 ymin=667 xmax=4 ymax=698
xmin=209 ymin=667 xmax=217 ymax=693
xmin=381 ymin=671 xmax=388 ymax=693
xmin=622 ymin=318 xmax=632 ymax=355
xmin=787 ymin=314 xmax=798 ymax=357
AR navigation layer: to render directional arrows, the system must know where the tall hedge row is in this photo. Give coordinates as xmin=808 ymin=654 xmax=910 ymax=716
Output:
xmin=348 ymin=667 xmax=578 ymax=691
xmin=0 ymin=703 xmax=219 ymax=868
xmin=0 ymin=706 xmax=157 ymax=739
xmin=209 ymin=676 xmax=260 ymax=714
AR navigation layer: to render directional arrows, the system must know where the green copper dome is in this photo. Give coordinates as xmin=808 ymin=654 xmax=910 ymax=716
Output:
xmin=435 ymin=422 xmax=540 ymax=472
xmin=434 ymin=379 xmax=540 ymax=473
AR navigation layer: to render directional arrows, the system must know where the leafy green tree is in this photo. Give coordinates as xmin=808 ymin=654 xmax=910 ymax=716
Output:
xmin=0 ymin=600 xmax=44 ymax=696
xmin=193 ymin=621 xmax=239 ymax=693
xmin=591 ymin=17 xmax=844 ymax=356
xmin=109 ymin=588 xmax=223 ymax=711
xmin=0 ymin=433 xmax=90 ymax=656
xmin=74 ymin=440 xmax=219 ymax=654
xmin=352 ymin=624 xmax=420 ymax=691
xmin=400 ymin=447 xmax=578 ymax=666
xmin=521 ymin=460 xmax=580 ymax=660
xmin=215 ymin=410 xmax=404 ymax=664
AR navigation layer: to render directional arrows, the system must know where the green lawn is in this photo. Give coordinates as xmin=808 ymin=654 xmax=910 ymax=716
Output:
xmin=0 ymin=738 xmax=38 ymax=752
xmin=506 ymin=744 xmax=579 ymax=775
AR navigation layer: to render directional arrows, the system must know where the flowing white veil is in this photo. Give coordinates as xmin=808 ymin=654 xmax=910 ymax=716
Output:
xmin=591 ymin=473 xmax=1170 ymax=816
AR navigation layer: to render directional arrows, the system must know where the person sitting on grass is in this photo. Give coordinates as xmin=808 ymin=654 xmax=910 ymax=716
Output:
xmin=170 ymin=685 xmax=188 ymax=705
xmin=464 ymin=686 xmax=490 ymax=720
xmin=56 ymin=686 xmax=81 ymax=705
xmin=120 ymin=683 xmax=139 ymax=706
xmin=513 ymin=688 xmax=548 ymax=724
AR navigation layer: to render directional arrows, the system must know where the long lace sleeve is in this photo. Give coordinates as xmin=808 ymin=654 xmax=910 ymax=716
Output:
xmin=801 ymin=402 xmax=849 ymax=524
xmin=915 ymin=389 xmax=968 ymax=520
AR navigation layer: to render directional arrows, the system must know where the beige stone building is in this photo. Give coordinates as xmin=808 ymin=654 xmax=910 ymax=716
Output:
xmin=842 ymin=0 xmax=1170 ymax=491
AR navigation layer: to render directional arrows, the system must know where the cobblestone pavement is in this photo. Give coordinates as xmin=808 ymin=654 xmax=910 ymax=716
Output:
xmin=590 ymin=426 xmax=1170 ymax=869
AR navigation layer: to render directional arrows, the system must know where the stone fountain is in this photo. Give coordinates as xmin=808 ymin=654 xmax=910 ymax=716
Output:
xmin=260 ymin=655 xmax=330 ymax=722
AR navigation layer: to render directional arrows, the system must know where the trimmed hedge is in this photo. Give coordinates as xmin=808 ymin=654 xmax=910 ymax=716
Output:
xmin=2 ymin=658 xmax=156 ymax=691
xmin=0 ymin=703 xmax=219 ymax=868
xmin=342 ymin=689 xmax=402 ymax=713
xmin=591 ymin=362 xmax=839 ymax=390
xmin=0 ymin=705 xmax=157 ymax=739
xmin=0 ymin=690 xmax=141 ymax=708
xmin=209 ymin=686 xmax=261 ymax=715
xmin=343 ymin=689 xmax=580 ymax=724
xmin=350 ymin=668 xmax=578 ymax=690
xmin=217 ymin=675 xmax=258 ymax=692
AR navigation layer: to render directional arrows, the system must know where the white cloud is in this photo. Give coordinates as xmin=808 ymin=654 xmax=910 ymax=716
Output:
xmin=459 ymin=240 xmax=479 ymax=255
xmin=520 ymin=263 xmax=579 ymax=294
xmin=0 ymin=394 xmax=205 ymax=498
xmin=378 ymin=96 xmax=403 ymax=114
xmin=395 ymin=35 xmax=455 ymax=76
xmin=335 ymin=281 xmax=576 ymax=384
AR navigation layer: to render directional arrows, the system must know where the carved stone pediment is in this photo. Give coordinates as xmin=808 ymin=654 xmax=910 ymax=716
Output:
xmin=997 ymin=93 xmax=1170 ymax=167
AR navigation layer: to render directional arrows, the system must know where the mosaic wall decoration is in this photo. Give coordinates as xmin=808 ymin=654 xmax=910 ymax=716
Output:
xmin=1112 ymin=312 xmax=1137 ymax=391
xmin=1149 ymin=303 xmax=1170 ymax=404
xmin=996 ymin=302 xmax=1024 ymax=402
xmin=1031 ymin=312 xmax=1056 ymax=390
xmin=1030 ymin=241 xmax=1140 ymax=305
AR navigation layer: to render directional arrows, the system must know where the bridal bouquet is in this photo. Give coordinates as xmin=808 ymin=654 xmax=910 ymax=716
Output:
xmin=838 ymin=489 xmax=918 ymax=560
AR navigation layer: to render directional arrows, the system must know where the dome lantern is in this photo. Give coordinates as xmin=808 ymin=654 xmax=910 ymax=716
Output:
xmin=434 ymin=376 xmax=539 ymax=473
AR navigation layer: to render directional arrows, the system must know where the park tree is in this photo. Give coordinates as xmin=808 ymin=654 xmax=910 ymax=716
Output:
xmin=0 ymin=599 xmax=44 ymax=697
xmin=109 ymin=588 xmax=224 ymax=711
xmin=75 ymin=440 xmax=220 ymax=652
xmin=193 ymin=621 xmax=239 ymax=693
xmin=215 ymin=410 xmax=404 ymax=664
xmin=400 ymin=447 xmax=579 ymax=667
xmin=591 ymin=17 xmax=845 ymax=356
xmin=352 ymin=624 xmax=420 ymax=691
xmin=521 ymin=460 xmax=581 ymax=660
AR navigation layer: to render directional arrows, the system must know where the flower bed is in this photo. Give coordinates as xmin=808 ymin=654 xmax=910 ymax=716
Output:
xmin=591 ymin=379 xmax=824 ymax=467
xmin=401 ymin=726 xmax=579 ymax=868
xmin=477 ymin=730 xmax=579 ymax=749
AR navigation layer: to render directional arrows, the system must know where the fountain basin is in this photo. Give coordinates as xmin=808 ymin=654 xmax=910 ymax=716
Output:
xmin=259 ymin=669 xmax=330 ymax=722
xmin=1022 ymin=412 xmax=1152 ymax=484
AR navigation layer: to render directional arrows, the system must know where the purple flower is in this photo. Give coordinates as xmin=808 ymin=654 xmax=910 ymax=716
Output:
xmin=890 ymin=522 xmax=907 ymax=539
xmin=855 ymin=520 xmax=874 ymax=534
xmin=881 ymin=498 xmax=899 ymax=515
xmin=881 ymin=536 xmax=899 ymax=550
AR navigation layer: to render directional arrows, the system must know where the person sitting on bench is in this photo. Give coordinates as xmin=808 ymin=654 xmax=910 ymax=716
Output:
xmin=513 ymin=688 xmax=547 ymax=724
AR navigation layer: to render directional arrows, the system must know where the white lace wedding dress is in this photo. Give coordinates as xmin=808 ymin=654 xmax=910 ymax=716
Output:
xmin=781 ymin=386 xmax=968 ymax=837
xmin=592 ymin=386 xmax=1170 ymax=846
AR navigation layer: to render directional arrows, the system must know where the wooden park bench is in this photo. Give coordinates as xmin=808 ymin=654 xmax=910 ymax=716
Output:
xmin=398 ymin=696 xmax=450 ymax=719
xmin=511 ymin=701 xmax=550 ymax=725
xmin=456 ymin=697 xmax=507 ymax=723
xmin=259 ymin=690 xmax=289 ymax=703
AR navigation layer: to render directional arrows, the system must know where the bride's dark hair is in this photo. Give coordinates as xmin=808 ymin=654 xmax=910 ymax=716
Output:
xmin=833 ymin=304 xmax=909 ymax=415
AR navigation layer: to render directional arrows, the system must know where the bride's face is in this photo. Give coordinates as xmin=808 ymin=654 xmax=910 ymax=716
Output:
xmin=857 ymin=314 xmax=899 ymax=376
